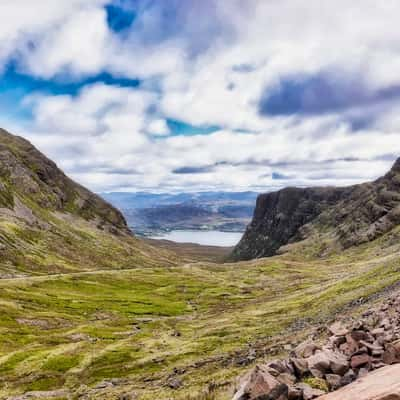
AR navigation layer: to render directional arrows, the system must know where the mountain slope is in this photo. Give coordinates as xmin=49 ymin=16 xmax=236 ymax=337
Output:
xmin=232 ymin=158 xmax=400 ymax=261
xmin=0 ymin=128 xmax=176 ymax=276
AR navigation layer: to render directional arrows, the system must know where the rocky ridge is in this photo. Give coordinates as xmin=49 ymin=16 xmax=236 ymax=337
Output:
xmin=231 ymin=293 xmax=400 ymax=399
xmin=232 ymin=157 xmax=400 ymax=261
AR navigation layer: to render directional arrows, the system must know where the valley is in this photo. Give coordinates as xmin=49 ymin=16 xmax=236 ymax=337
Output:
xmin=2 ymin=229 xmax=400 ymax=399
xmin=1 ymin=129 xmax=400 ymax=399
xmin=102 ymin=192 xmax=257 ymax=237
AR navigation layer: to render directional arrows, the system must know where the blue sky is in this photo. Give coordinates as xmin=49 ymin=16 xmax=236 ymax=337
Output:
xmin=0 ymin=1 xmax=400 ymax=192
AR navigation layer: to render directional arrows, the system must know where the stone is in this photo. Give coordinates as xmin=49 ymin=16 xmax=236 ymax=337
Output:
xmin=267 ymin=360 xmax=294 ymax=376
xmin=382 ymin=343 xmax=400 ymax=365
xmin=327 ymin=351 xmax=349 ymax=376
xmin=340 ymin=369 xmax=356 ymax=386
xmin=359 ymin=340 xmax=383 ymax=352
xmin=290 ymin=358 xmax=309 ymax=378
xmin=307 ymin=351 xmax=330 ymax=378
xmin=371 ymin=328 xmax=385 ymax=337
xmin=276 ymin=373 xmax=296 ymax=386
xmin=358 ymin=367 xmax=369 ymax=378
xmin=325 ymin=374 xmax=342 ymax=391
xmin=317 ymin=364 xmax=400 ymax=399
xmin=167 ymin=377 xmax=182 ymax=389
xmin=340 ymin=334 xmax=359 ymax=356
xmin=350 ymin=354 xmax=370 ymax=369
xmin=287 ymin=386 xmax=303 ymax=400
xmin=296 ymin=383 xmax=325 ymax=400
xmin=293 ymin=340 xmax=320 ymax=358
xmin=232 ymin=365 xmax=288 ymax=400
xmin=328 ymin=322 xmax=349 ymax=336
xmin=329 ymin=335 xmax=346 ymax=348
xmin=350 ymin=330 xmax=370 ymax=342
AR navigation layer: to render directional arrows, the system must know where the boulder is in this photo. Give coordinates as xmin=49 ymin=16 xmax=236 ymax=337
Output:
xmin=350 ymin=353 xmax=370 ymax=369
xmin=340 ymin=369 xmax=356 ymax=386
xmin=232 ymin=365 xmax=288 ymax=400
xmin=267 ymin=360 xmax=294 ymax=376
xmin=328 ymin=322 xmax=348 ymax=337
xmin=290 ymin=358 xmax=309 ymax=378
xmin=307 ymin=351 xmax=330 ymax=378
xmin=325 ymin=374 xmax=342 ymax=391
xmin=276 ymin=373 xmax=296 ymax=386
xmin=295 ymin=383 xmax=325 ymax=400
xmin=382 ymin=343 xmax=400 ymax=365
xmin=294 ymin=340 xmax=320 ymax=358
xmin=287 ymin=386 xmax=303 ymax=400
xmin=317 ymin=364 xmax=400 ymax=399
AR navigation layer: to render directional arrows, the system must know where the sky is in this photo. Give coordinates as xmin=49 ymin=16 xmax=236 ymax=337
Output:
xmin=1 ymin=1 xmax=400 ymax=193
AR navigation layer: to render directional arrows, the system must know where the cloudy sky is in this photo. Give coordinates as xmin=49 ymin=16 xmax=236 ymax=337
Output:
xmin=1 ymin=0 xmax=400 ymax=193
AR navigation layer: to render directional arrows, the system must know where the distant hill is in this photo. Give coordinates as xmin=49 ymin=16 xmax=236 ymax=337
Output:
xmin=102 ymin=191 xmax=258 ymax=234
xmin=232 ymin=157 xmax=400 ymax=260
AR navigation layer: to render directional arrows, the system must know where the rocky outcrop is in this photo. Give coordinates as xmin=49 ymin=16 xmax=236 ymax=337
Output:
xmin=232 ymin=157 xmax=400 ymax=261
xmin=231 ymin=187 xmax=349 ymax=260
xmin=231 ymin=293 xmax=400 ymax=400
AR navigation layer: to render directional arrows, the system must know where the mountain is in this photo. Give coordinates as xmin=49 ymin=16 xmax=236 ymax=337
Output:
xmin=232 ymin=157 xmax=400 ymax=260
xmin=0 ymin=128 xmax=175 ymax=277
xmin=102 ymin=191 xmax=259 ymax=210
xmin=3 ymin=128 xmax=400 ymax=400
xmin=103 ymin=191 xmax=258 ymax=234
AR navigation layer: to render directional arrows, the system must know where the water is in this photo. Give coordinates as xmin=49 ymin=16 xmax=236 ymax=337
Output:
xmin=150 ymin=230 xmax=243 ymax=247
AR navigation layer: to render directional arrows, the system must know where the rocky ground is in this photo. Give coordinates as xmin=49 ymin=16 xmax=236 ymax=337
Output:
xmin=232 ymin=292 xmax=400 ymax=400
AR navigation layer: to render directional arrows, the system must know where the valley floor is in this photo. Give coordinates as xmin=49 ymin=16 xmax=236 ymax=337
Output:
xmin=1 ymin=230 xmax=400 ymax=399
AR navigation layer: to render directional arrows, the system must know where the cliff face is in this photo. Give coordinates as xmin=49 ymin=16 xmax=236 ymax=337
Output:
xmin=231 ymin=186 xmax=349 ymax=260
xmin=232 ymin=158 xmax=400 ymax=261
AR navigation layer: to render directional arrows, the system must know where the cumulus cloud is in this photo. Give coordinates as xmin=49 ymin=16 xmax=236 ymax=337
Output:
xmin=1 ymin=1 xmax=400 ymax=192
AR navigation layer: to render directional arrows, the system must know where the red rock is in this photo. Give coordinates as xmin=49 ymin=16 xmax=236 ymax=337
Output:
xmin=328 ymin=322 xmax=349 ymax=336
xmin=382 ymin=343 xmax=400 ymax=365
xmin=317 ymin=364 xmax=400 ymax=399
xmin=350 ymin=330 xmax=370 ymax=342
xmin=288 ymin=386 xmax=302 ymax=400
xmin=350 ymin=353 xmax=370 ymax=369
xmin=371 ymin=328 xmax=385 ymax=337
xmin=294 ymin=340 xmax=320 ymax=358
xmin=307 ymin=351 xmax=330 ymax=378
xmin=232 ymin=365 xmax=288 ymax=400
xmin=341 ymin=334 xmax=359 ymax=356
xmin=296 ymin=383 xmax=325 ymax=400
xmin=290 ymin=358 xmax=309 ymax=378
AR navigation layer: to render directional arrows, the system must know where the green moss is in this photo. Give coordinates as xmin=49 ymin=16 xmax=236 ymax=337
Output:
xmin=24 ymin=376 xmax=64 ymax=391
xmin=302 ymin=377 xmax=329 ymax=392
xmin=42 ymin=354 xmax=81 ymax=373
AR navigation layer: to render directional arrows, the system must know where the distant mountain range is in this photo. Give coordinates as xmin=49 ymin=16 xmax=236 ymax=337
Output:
xmin=101 ymin=191 xmax=259 ymax=235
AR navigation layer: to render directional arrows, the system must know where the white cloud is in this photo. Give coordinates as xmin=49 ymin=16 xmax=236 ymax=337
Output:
xmin=1 ymin=1 xmax=400 ymax=192
xmin=147 ymin=119 xmax=170 ymax=136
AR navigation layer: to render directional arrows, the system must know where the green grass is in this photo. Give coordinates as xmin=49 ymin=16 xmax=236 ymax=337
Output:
xmin=0 ymin=235 xmax=400 ymax=399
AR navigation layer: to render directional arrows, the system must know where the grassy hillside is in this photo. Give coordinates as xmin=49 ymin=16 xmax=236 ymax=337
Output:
xmin=1 ymin=225 xmax=400 ymax=399
xmin=0 ymin=128 xmax=178 ymax=276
